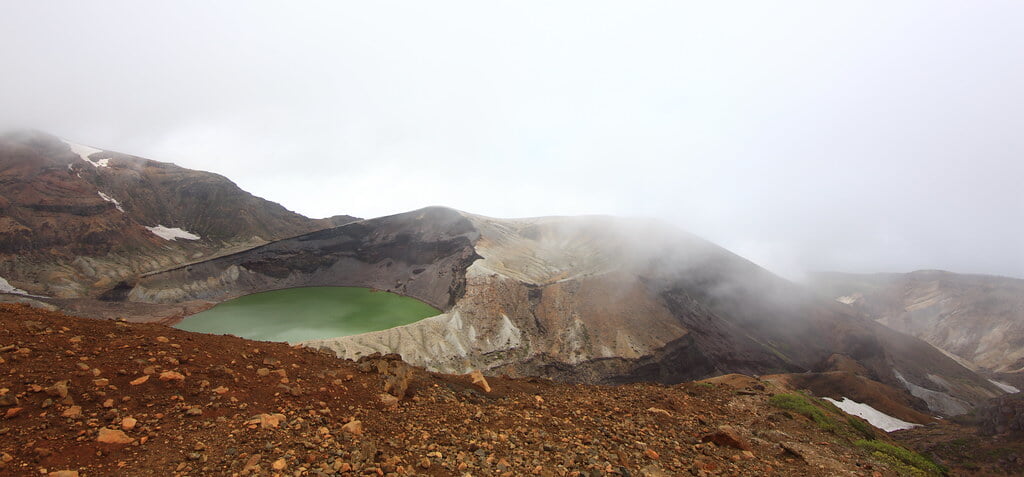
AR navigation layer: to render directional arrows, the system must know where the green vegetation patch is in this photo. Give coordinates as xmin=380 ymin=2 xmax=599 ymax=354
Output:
xmin=855 ymin=440 xmax=946 ymax=476
xmin=769 ymin=392 xmax=838 ymax=431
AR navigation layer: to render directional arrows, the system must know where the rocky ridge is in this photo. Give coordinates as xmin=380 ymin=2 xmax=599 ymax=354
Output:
xmin=0 ymin=130 xmax=355 ymax=299
xmin=120 ymin=208 xmax=1003 ymax=418
xmin=813 ymin=270 xmax=1024 ymax=373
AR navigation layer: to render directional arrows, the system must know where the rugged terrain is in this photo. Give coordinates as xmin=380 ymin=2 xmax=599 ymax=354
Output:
xmin=0 ymin=130 xmax=355 ymax=299
xmin=117 ymin=208 xmax=1004 ymax=418
xmin=813 ymin=271 xmax=1024 ymax=374
xmin=0 ymin=303 xmax=955 ymax=476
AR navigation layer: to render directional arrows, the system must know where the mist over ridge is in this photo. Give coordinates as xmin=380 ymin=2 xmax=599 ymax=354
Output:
xmin=2 ymin=1 xmax=1022 ymax=279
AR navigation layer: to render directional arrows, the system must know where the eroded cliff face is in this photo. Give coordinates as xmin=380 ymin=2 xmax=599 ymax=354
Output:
xmin=814 ymin=270 xmax=1024 ymax=373
xmin=0 ymin=130 xmax=354 ymax=298
xmin=126 ymin=208 xmax=1003 ymax=415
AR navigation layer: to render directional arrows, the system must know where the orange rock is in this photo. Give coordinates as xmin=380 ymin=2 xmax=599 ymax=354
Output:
xmin=469 ymin=370 xmax=491 ymax=393
xmin=4 ymin=407 xmax=22 ymax=419
xmin=271 ymin=458 xmax=286 ymax=471
xmin=97 ymin=427 xmax=134 ymax=445
xmin=212 ymin=386 xmax=229 ymax=394
xmin=158 ymin=371 xmax=185 ymax=382
xmin=247 ymin=413 xmax=286 ymax=429
xmin=61 ymin=405 xmax=82 ymax=418
xmin=644 ymin=448 xmax=660 ymax=460
xmin=121 ymin=416 xmax=137 ymax=430
xmin=48 ymin=471 xmax=79 ymax=477
xmin=130 ymin=375 xmax=149 ymax=385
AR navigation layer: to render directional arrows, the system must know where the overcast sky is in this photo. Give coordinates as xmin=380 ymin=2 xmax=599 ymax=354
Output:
xmin=2 ymin=1 xmax=1022 ymax=279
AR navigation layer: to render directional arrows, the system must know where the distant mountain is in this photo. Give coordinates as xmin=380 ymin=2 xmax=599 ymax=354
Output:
xmin=813 ymin=270 xmax=1024 ymax=373
xmin=0 ymin=130 xmax=356 ymax=298
xmin=121 ymin=206 xmax=1003 ymax=416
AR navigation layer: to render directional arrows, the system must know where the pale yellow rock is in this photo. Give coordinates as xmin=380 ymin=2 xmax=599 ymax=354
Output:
xmin=469 ymin=370 xmax=491 ymax=393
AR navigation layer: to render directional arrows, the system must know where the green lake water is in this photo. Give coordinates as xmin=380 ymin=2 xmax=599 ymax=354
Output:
xmin=174 ymin=287 xmax=439 ymax=343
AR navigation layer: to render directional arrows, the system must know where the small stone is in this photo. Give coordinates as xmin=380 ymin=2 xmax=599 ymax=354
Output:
xmin=0 ymin=394 xmax=18 ymax=407
xmin=469 ymin=370 xmax=491 ymax=393
xmin=48 ymin=471 xmax=79 ymax=477
xmin=419 ymin=457 xmax=431 ymax=469
xmin=93 ymin=378 xmax=109 ymax=387
xmin=243 ymin=454 xmax=261 ymax=472
xmin=341 ymin=420 xmax=363 ymax=435
xmin=249 ymin=413 xmax=286 ymax=428
xmin=97 ymin=427 xmax=134 ymax=445
xmin=4 ymin=407 xmax=22 ymax=419
xmin=46 ymin=381 xmax=70 ymax=398
xmin=212 ymin=386 xmax=229 ymax=395
xmin=76 ymin=362 xmax=90 ymax=371
xmin=379 ymin=393 xmax=399 ymax=408
xmin=130 ymin=375 xmax=149 ymax=385
xmin=644 ymin=448 xmax=660 ymax=460
xmin=159 ymin=371 xmax=185 ymax=382
xmin=185 ymin=407 xmax=203 ymax=416
xmin=102 ymin=398 xmax=114 ymax=408
xmin=155 ymin=336 xmax=170 ymax=343
xmin=62 ymin=405 xmax=82 ymax=418
xmin=702 ymin=426 xmax=753 ymax=451
xmin=121 ymin=416 xmax=137 ymax=430
xmin=257 ymin=368 xmax=270 ymax=377
xmin=271 ymin=458 xmax=286 ymax=470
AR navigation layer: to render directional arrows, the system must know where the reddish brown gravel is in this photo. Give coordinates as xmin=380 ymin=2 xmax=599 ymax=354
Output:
xmin=1 ymin=303 xmax=915 ymax=476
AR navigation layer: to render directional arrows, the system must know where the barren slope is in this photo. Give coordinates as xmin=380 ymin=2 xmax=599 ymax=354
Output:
xmin=0 ymin=303 xmax=937 ymax=476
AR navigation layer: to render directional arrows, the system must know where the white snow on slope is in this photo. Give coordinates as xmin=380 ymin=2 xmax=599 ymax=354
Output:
xmin=61 ymin=139 xmax=110 ymax=167
xmin=0 ymin=276 xmax=27 ymax=295
xmin=146 ymin=225 xmax=201 ymax=241
xmin=97 ymin=192 xmax=125 ymax=212
xmin=823 ymin=397 xmax=920 ymax=432
xmin=989 ymin=379 xmax=1021 ymax=394
xmin=835 ymin=295 xmax=858 ymax=305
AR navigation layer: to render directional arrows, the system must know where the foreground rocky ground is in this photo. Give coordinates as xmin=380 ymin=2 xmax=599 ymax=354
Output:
xmin=0 ymin=303 xmax=998 ymax=476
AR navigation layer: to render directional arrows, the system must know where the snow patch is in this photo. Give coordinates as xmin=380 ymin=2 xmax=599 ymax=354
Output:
xmin=823 ymin=397 xmax=920 ymax=432
xmin=61 ymin=139 xmax=109 ymax=168
xmin=893 ymin=369 xmax=970 ymax=416
xmin=0 ymin=276 xmax=27 ymax=295
xmin=97 ymin=192 xmax=125 ymax=212
xmin=146 ymin=225 xmax=201 ymax=241
xmin=989 ymin=379 xmax=1020 ymax=394
xmin=835 ymin=295 xmax=858 ymax=305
